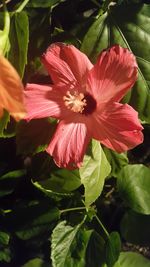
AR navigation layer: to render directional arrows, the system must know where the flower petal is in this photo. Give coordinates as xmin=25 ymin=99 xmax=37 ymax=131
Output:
xmin=46 ymin=120 xmax=90 ymax=169
xmin=24 ymin=83 xmax=71 ymax=121
xmin=87 ymin=45 xmax=137 ymax=103
xmin=56 ymin=43 xmax=93 ymax=85
xmin=0 ymin=56 xmax=26 ymax=121
xmin=89 ymin=102 xmax=143 ymax=153
xmin=41 ymin=43 xmax=93 ymax=89
xmin=41 ymin=43 xmax=75 ymax=86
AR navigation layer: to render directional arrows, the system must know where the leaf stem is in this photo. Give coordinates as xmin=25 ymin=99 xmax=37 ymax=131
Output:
xmin=15 ymin=0 xmax=29 ymax=13
xmin=95 ymin=214 xmax=109 ymax=238
xmin=60 ymin=207 xmax=86 ymax=214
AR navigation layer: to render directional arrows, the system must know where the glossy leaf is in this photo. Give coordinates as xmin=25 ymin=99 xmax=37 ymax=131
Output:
xmin=114 ymin=252 xmax=150 ymax=267
xmin=30 ymin=152 xmax=81 ymax=194
xmin=105 ymin=232 xmax=121 ymax=267
xmin=8 ymin=11 xmax=29 ymax=77
xmin=80 ymin=140 xmax=111 ymax=207
xmin=103 ymin=148 xmax=128 ymax=178
xmin=86 ymin=231 xmax=106 ymax=267
xmin=37 ymin=168 xmax=81 ymax=192
xmin=120 ymin=210 xmax=150 ymax=246
xmin=81 ymin=4 xmax=150 ymax=123
xmin=117 ymin=164 xmax=150 ymax=214
xmin=51 ymin=220 xmax=92 ymax=267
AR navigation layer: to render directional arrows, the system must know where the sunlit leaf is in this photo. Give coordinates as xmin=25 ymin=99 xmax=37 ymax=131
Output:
xmin=80 ymin=140 xmax=111 ymax=207
xmin=114 ymin=252 xmax=150 ymax=267
xmin=51 ymin=220 xmax=92 ymax=267
xmin=0 ymin=7 xmax=10 ymax=55
xmin=117 ymin=164 xmax=150 ymax=214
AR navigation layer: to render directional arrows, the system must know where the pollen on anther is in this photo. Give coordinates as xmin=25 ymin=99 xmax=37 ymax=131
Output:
xmin=63 ymin=90 xmax=87 ymax=113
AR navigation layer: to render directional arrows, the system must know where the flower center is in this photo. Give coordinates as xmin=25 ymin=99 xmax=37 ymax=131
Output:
xmin=63 ymin=91 xmax=96 ymax=115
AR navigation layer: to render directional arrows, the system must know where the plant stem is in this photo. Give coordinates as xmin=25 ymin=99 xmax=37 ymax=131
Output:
xmin=60 ymin=207 xmax=86 ymax=214
xmin=15 ymin=0 xmax=29 ymax=13
xmin=95 ymin=214 xmax=109 ymax=238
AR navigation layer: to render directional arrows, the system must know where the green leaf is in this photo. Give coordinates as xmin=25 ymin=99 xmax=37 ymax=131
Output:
xmin=21 ymin=258 xmax=49 ymax=267
xmin=114 ymin=252 xmax=150 ymax=267
xmin=80 ymin=140 xmax=111 ymax=207
xmin=81 ymin=4 xmax=150 ymax=123
xmin=0 ymin=231 xmax=10 ymax=246
xmin=0 ymin=111 xmax=10 ymax=138
xmin=117 ymin=164 xmax=150 ymax=214
xmin=4 ymin=200 xmax=60 ymax=240
xmin=105 ymin=232 xmax=121 ymax=267
xmin=120 ymin=210 xmax=150 ymax=246
xmin=86 ymin=231 xmax=105 ymax=267
xmin=30 ymin=152 xmax=81 ymax=195
xmin=51 ymin=220 xmax=92 ymax=267
xmin=16 ymin=119 xmax=56 ymax=155
xmin=8 ymin=11 xmax=29 ymax=77
xmin=0 ymin=8 xmax=10 ymax=55
xmin=0 ymin=110 xmax=16 ymax=138
xmin=27 ymin=0 xmax=64 ymax=8
xmin=103 ymin=148 xmax=128 ymax=178
xmin=37 ymin=168 xmax=81 ymax=193
xmin=0 ymin=248 xmax=11 ymax=263
xmin=0 ymin=169 xmax=26 ymax=197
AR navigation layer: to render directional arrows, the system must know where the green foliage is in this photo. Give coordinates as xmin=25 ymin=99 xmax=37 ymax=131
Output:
xmin=0 ymin=111 xmax=10 ymax=137
xmin=115 ymin=252 xmax=150 ymax=267
xmin=117 ymin=164 xmax=150 ymax=214
xmin=86 ymin=231 xmax=106 ymax=267
xmin=34 ymin=168 xmax=81 ymax=193
xmin=105 ymin=232 xmax=121 ymax=267
xmin=8 ymin=11 xmax=29 ymax=77
xmin=104 ymin=148 xmax=128 ymax=178
xmin=51 ymin=220 xmax=92 ymax=267
xmin=80 ymin=140 xmax=111 ymax=207
xmin=21 ymin=258 xmax=49 ymax=267
xmin=0 ymin=0 xmax=150 ymax=266
xmin=4 ymin=200 xmax=60 ymax=240
xmin=0 ymin=169 xmax=26 ymax=197
xmin=120 ymin=210 xmax=150 ymax=246
xmin=0 ymin=231 xmax=11 ymax=263
xmin=27 ymin=0 xmax=65 ymax=8
xmin=0 ymin=7 xmax=10 ymax=55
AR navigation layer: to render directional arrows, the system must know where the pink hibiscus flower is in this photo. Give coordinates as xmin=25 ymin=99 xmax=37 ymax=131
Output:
xmin=24 ymin=43 xmax=143 ymax=169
